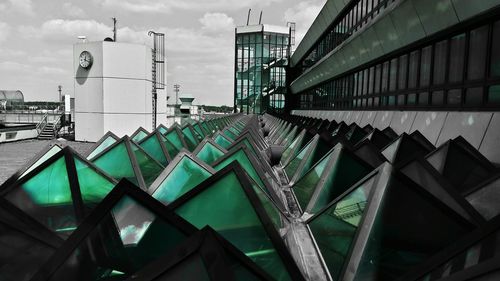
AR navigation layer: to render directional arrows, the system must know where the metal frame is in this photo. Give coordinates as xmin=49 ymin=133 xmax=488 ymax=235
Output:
xmin=122 ymin=226 xmax=274 ymax=281
xmin=29 ymin=179 xmax=200 ymax=281
xmin=167 ymin=162 xmax=306 ymax=281
xmin=130 ymin=127 xmax=150 ymax=142
xmin=85 ymin=131 xmax=120 ymax=160
xmin=137 ymin=130 xmax=174 ymax=164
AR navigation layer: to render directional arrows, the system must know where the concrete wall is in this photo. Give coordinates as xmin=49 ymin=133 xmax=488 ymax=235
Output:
xmin=0 ymin=128 xmax=38 ymax=143
xmin=292 ymin=110 xmax=500 ymax=165
xmin=74 ymin=41 xmax=167 ymax=142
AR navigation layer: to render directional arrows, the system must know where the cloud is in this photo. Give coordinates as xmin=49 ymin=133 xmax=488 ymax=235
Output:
xmin=284 ymin=0 xmax=325 ymax=45
xmin=0 ymin=22 xmax=11 ymax=42
xmin=63 ymin=3 xmax=87 ymax=18
xmin=6 ymin=0 xmax=34 ymax=15
xmin=119 ymin=221 xmax=152 ymax=245
xmin=99 ymin=0 xmax=283 ymax=14
xmin=199 ymin=13 xmax=235 ymax=33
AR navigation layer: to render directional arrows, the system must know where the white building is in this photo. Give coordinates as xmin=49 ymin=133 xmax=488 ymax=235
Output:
xmin=73 ymin=41 xmax=166 ymax=142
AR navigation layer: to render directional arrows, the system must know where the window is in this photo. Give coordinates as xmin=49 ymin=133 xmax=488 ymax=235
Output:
xmin=382 ymin=61 xmax=389 ymax=93
xmin=374 ymin=64 xmax=382 ymax=94
xmin=408 ymin=50 xmax=420 ymax=89
xmin=433 ymin=40 xmax=448 ymax=85
xmin=488 ymin=85 xmax=500 ymax=104
xmin=419 ymin=92 xmax=429 ymax=105
xmin=465 ymin=87 xmax=483 ymax=106
xmin=432 ymin=91 xmax=444 ymax=105
xmin=447 ymin=89 xmax=462 ymax=105
xmin=449 ymin=34 xmax=466 ymax=83
xmin=490 ymin=21 xmax=500 ymax=77
xmin=368 ymin=66 xmax=375 ymax=94
xmin=468 ymin=26 xmax=488 ymax=80
xmin=389 ymin=58 xmax=398 ymax=92
xmin=420 ymin=46 xmax=432 ymax=87
xmin=398 ymin=55 xmax=408 ymax=90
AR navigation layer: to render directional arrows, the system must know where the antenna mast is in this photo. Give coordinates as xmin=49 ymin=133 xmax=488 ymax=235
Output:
xmin=112 ymin=17 xmax=117 ymax=41
xmin=259 ymin=11 xmax=263 ymax=24
xmin=173 ymin=84 xmax=180 ymax=106
xmin=246 ymin=9 xmax=252 ymax=25
xmin=149 ymin=31 xmax=165 ymax=129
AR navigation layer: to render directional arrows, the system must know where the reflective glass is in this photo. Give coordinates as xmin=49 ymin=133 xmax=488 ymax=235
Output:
xmin=213 ymin=149 xmax=266 ymax=191
xmin=139 ymin=135 xmax=169 ymax=166
xmin=6 ymin=156 xmax=77 ymax=235
xmin=165 ymin=130 xmax=186 ymax=151
xmin=308 ymin=177 xmax=374 ymax=281
xmin=195 ymin=142 xmax=225 ymax=165
xmin=87 ymin=136 xmax=117 ymax=160
xmin=130 ymin=143 xmax=164 ymax=187
xmin=74 ymin=158 xmax=115 ymax=205
xmin=152 ymin=156 xmax=212 ymax=205
xmin=132 ymin=130 xmax=148 ymax=143
xmin=21 ymin=145 xmax=62 ymax=177
xmin=93 ymin=142 xmax=138 ymax=186
xmin=214 ymin=134 xmax=232 ymax=149
xmin=45 ymin=195 xmax=188 ymax=280
xmin=182 ymin=127 xmax=198 ymax=151
xmin=174 ymin=171 xmax=292 ymax=281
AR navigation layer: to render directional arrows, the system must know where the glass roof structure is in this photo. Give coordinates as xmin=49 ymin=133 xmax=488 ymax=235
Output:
xmin=2 ymin=112 xmax=500 ymax=281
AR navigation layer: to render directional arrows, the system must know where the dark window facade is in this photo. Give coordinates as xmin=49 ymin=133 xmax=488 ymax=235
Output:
xmin=299 ymin=0 xmax=396 ymax=75
xmin=297 ymin=19 xmax=500 ymax=111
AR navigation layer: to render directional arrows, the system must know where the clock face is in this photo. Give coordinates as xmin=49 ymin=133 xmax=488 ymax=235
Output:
xmin=79 ymin=51 xmax=93 ymax=69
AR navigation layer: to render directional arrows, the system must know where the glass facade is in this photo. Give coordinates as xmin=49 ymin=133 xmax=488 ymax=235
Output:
xmin=294 ymin=17 xmax=500 ymax=111
xmin=235 ymin=25 xmax=290 ymax=114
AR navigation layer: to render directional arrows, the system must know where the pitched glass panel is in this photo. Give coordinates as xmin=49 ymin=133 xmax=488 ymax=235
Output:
xmin=6 ymin=156 xmax=77 ymax=235
xmin=293 ymin=154 xmax=330 ymax=211
xmin=182 ymin=127 xmax=198 ymax=151
xmin=74 ymin=158 xmax=115 ymax=206
xmin=156 ymin=253 xmax=211 ymax=281
xmin=139 ymin=135 xmax=168 ymax=166
xmin=163 ymin=137 xmax=181 ymax=158
xmin=87 ymin=136 xmax=117 ymax=160
xmin=309 ymin=151 xmax=372 ymax=213
xmin=132 ymin=130 xmax=148 ymax=143
xmin=152 ymin=157 xmax=212 ymax=205
xmin=158 ymin=126 xmax=168 ymax=135
xmin=165 ymin=130 xmax=186 ymax=151
xmin=213 ymin=150 xmax=265 ymax=191
xmin=194 ymin=124 xmax=206 ymax=138
xmin=224 ymin=129 xmax=237 ymax=140
xmin=240 ymin=138 xmax=259 ymax=158
xmin=21 ymin=145 xmax=62 ymax=177
xmin=214 ymin=134 xmax=232 ymax=149
xmin=284 ymin=139 xmax=314 ymax=180
xmin=195 ymin=142 xmax=225 ymax=165
xmin=281 ymin=132 xmax=304 ymax=166
xmin=130 ymin=143 xmax=164 ymax=187
xmin=93 ymin=142 xmax=138 ymax=186
xmin=308 ymin=177 xmax=375 ymax=281
xmin=44 ymin=195 xmax=188 ymax=280
xmin=174 ymin=171 xmax=292 ymax=281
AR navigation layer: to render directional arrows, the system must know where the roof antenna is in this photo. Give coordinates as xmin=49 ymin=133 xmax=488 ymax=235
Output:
xmin=259 ymin=11 xmax=263 ymax=25
xmin=112 ymin=17 xmax=117 ymax=41
xmin=246 ymin=9 xmax=251 ymax=25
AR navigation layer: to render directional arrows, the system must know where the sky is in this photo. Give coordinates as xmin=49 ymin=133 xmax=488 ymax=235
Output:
xmin=0 ymin=0 xmax=325 ymax=106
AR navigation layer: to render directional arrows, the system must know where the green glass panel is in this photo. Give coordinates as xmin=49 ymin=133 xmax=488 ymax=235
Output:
xmin=214 ymin=134 xmax=232 ymax=149
xmin=18 ymin=157 xmax=72 ymax=205
xmin=46 ymin=195 xmax=188 ymax=279
xmin=87 ymin=136 xmax=117 ymax=160
xmin=7 ymin=156 xmax=77 ymax=235
xmin=152 ymin=156 xmax=212 ymax=205
xmin=158 ymin=126 xmax=168 ymax=135
xmin=166 ymin=130 xmax=186 ymax=151
xmin=196 ymin=142 xmax=225 ymax=165
xmin=201 ymin=123 xmax=211 ymax=135
xmin=224 ymin=129 xmax=237 ymax=140
xmin=130 ymin=143 xmax=164 ymax=187
xmin=162 ymin=136 xmax=181 ymax=158
xmin=310 ymin=152 xmax=372 ymax=213
xmin=213 ymin=150 xmax=265 ymax=191
xmin=139 ymin=135 xmax=169 ymax=166
xmin=93 ymin=142 xmax=139 ymax=186
xmin=281 ymin=132 xmax=304 ymax=166
xmin=158 ymin=253 xmax=211 ymax=281
xmin=293 ymin=154 xmax=330 ymax=211
xmin=281 ymin=127 xmax=298 ymax=148
xmin=132 ymin=130 xmax=148 ymax=142
xmin=284 ymin=139 xmax=313 ymax=180
xmin=182 ymin=127 xmax=198 ymax=151
xmin=194 ymin=124 xmax=205 ymax=138
xmin=240 ymin=138 xmax=259 ymax=158
xmin=174 ymin=171 xmax=292 ymax=281
xmin=74 ymin=158 xmax=115 ymax=205
xmin=308 ymin=177 xmax=374 ymax=281
xmin=248 ymin=177 xmax=283 ymax=231
xmin=21 ymin=145 xmax=62 ymax=177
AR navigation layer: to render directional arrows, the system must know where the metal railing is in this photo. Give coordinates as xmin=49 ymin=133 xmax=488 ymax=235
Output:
xmin=35 ymin=112 xmax=49 ymax=134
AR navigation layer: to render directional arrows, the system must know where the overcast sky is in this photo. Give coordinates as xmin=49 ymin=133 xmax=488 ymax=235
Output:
xmin=0 ymin=0 xmax=325 ymax=106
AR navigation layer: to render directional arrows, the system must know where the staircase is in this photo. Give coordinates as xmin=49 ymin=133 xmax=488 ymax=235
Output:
xmin=38 ymin=123 xmax=57 ymax=140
